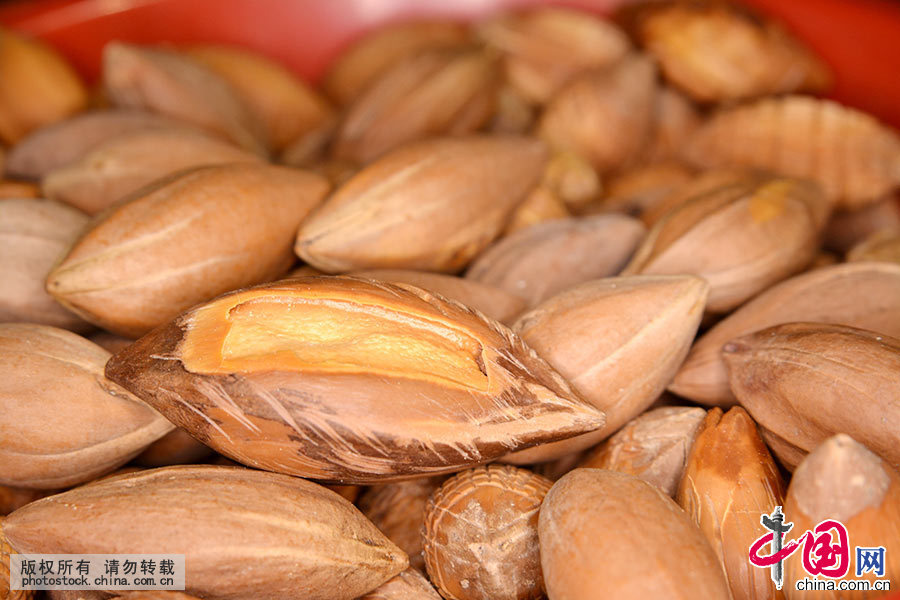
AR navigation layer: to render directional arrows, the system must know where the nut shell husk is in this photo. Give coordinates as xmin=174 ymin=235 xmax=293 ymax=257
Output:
xmin=47 ymin=163 xmax=329 ymax=337
xmin=0 ymin=323 xmax=173 ymax=489
xmin=671 ymin=262 xmax=900 ymax=406
xmin=466 ymin=214 xmax=645 ymax=307
xmin=0 ymin=198 xmax=90 ymax=331
xmin=0 ymin=28 xmax=87 ymax=145
xmin=333 ymin=47 xmax=497 ymax=164
xmin=477 ymin=7 xmax=631 ymax=104
xmin=42 ymin=127 xmax=261 ymax=214
xmin=538 ymin=55 xmax=657 ymax=173
xmin=296 ymin=136 xmax=546 ymax=273
xmin=676 ymin=408 xmax=785 ymax=600
xmin=505 ymin=275 xmax=708 ymax=463
xmin=104 ymin=277 xmax=604 ymax=483
xmin=784 ymin=435 xmax=900 ymax=599
xmin=5 ymin=110 xmax=184 ymax=180
xmin=579 ymin=406 xmax=707 ymax=496
xmin=102 ymin=43 xmax=268 ymax=155
xmin=423 ymin=465 xmax=551 ymax=600
xmin=623 ymin=176 xmax=823 ymax=313
xmin=2 ymin=465 xmax=408 ymax=600
xmin=539 ymin=469 xmax=731 ymax=600
xmin=683 ymin=96 xmax=900 ymax=209
xmin=724 ymin=322 xmax=900 ymax=470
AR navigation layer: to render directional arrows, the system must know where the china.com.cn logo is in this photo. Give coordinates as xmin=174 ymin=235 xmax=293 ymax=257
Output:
xmin=748 ymin=506 xmax=890 ymax=593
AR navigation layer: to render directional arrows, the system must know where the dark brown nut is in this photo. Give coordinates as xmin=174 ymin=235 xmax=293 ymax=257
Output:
xmin=134 ymin=428 xmax=213 ymax=467
xmin=0 ymin=27 xmax=87 ymax=145
xmin=104 ymin=277 xmax=605 ymax=483
xmin=784 ymin=435 xmax=900 ymax=598
xmin=46 ymin=163 xmax=329 ymax=337
xmin=579 ymin=406 xmax=707 ymax=496
xmin=359 ymin=477 xmax=446 ymax=572
xmin=505 ymin=275 xmax=708 ymax=463
xmin=683 ymin=96 xmax=900 ymax=209
xmin=676 ymin=408 xmax=785 ymax=600
xmin=322 ymin=22 xmax=470 ymax=106
xmin=477 ymin=7 xmax=631 ymax=104
xmin=0 ymin=324 xmax=173 ymax=489
xmin=622 ymin=176 xmax=824 ymax=313
xmin=332 ymin=47 xmax=498 ymax=164
xmin=0 ymin=198 xmax=90 ymax=331
xmin=5 ymin=110 xmax=184 ymax=180
xmin=3 ymin=466 xmax=408 ymax=600
xmin=466 ymin=215 xmax=646 ymax=308
xmin=350 ymin=270 xmax=526 ymax=324
xmin=296 ymin=136 xmax=547 ymax=273
xmin=724 ymin=322 xmax=900 ymax=471
xmin=187 ymin=44 xmax=335 ymax=152
xmin=538 ymin=55 xmax=657 ymax=173
xmin=423 ymin=465 xmax=551 ymax=600
xmin=42 ymin=127 xmax=261 ymax=214
xmin=672 ymin=262 xmax=900 ymax=406
xmin=102 ymin=43 xmax=268 ymax=155
xmin=539 ymin=469 xmax=732 ymax=600
xmin=636 ymin=2 xmax=829 ymax=102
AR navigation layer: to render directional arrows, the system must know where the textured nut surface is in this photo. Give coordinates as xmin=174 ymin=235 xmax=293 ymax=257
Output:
xmin=423 ymin=465 xmax=551 ymax=600
xmin=505 ymin=275 xmax=708 ymax=462
xmin=296 ymin=136 xmax=546 ymax=273
xmin=539 ymin=469 xmax=731 ymax=600
xmin=5 ymin=110 xmax=183 ymax=180
xmin=359 ymin=477 xmax=446 ymax=572
xmin=784 ymin=435 xmax=900 ymax=599
xmin=0 ymin=324 xmax=173 ymax=489
xmin=42 ymin=127 xmax=261 ymax=214
xmin=579 ymin=406 xmax=707 ymax=496
xmin=724 ymin=322 xmax=900 ymax=470
xmin=683 ymin=96 xmax=900 ymax=208
xmin=466 ymin=214 xmax=646 ymax=307
xmin=105 ymin=277 xmax=604 ymax=483
xmin=359 ymin=569 xmax=441 ymax=600
xmin=673 ymin=262 xmax=900 ymax=405
xmin=676 ymin=408 xmax=785 ymax=600
xmin=623 ymin=176 xmax=823 ymax=313
xmin=3 ymin=466 xmax=408 ymax=600
xmin=47 ymin=163 xmax=329 ymax=337
xmin=102 ymin=43 xmax=268 ymax=155
xmin=0 ymin=198 xmax=90 ymax=331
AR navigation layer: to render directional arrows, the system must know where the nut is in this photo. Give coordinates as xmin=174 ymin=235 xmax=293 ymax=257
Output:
xmin=423 ymin=465 xmax=551 ymax=600
xmin=360 ymin=569 xmax=441 ymax=600
xmin=847 ymin=228 xmax=900 ymax=264
xmin=0 ymin=323 xmax=173 ymax=489
xmin=104 ymin=276 xmax=604 ymax=482
xmin=2 ymin=465 xmax=408 ymax=600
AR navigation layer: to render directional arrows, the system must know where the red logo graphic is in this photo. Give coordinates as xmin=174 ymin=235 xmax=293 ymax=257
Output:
xmin=750 ymin=519 xmax=850 ymax=578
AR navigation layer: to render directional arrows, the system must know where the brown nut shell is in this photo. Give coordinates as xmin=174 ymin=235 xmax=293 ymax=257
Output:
xmin=671 ymin=262 xmax=900 ymax=406
xmin=466 ymin=214 xmax=645 ymax=307
xmin=539 ymin=469 xmax=732 ymax=600
xmin=505 ymin=275 xmax=708 ymax=463
xmin=3 ymin=466 xmax=408 ymax=600
xmin=46 ymin=163 xmax=329 ymax=337
xmin=0 ymin=324 xmax=173 ymax=489
xmin=823 ymin=196 xmax=900 ymax=252
xmin=676 ymin=407 xmax=786 ymax=600
xmin=724 ymin=322 xmax=900 ymax=471
xmin=423 ymin=465 xmax=551 ymax=600
xmin=579 ymin=405 xmax=707 ymax=496
xmin=296 ymin=136 xmax=546 ymax=274
xmin=360 ymin=569 xmax=441 ymax=600
xmin=847 ymin=229 xmax=900 ymax=264
xmin=0 ymin=198 xmax=90 ymax=331
xmin=104 ymin=277 xmax=605 ymax=483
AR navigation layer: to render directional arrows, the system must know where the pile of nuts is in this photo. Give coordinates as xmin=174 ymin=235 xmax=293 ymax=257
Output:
xmin=1 ymin=1 xmax=900 ymax=599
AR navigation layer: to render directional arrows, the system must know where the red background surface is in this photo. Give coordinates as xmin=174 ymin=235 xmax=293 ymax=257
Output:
xmin=1 ymin=0 xmax=900 ymax=129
